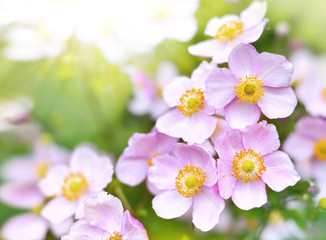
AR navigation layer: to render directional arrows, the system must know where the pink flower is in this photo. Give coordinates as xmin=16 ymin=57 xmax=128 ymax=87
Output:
xmin=283 ymin=116 xmax=326 ymax=179
xmin=62 ymin=192 xmax=149 ymax=240
xmin=216 ymin=121 xmax=300 ymax=210
xmin=116 ymin=127 xmax=178 ymax=193
xmin=148 ymin=143 xmax=225 ymax=231
xmin=188 ymin=1 xmax=268 ymax=63
xmin=39 ymin=145 xmax=114 ymax=224
xmin=205 ymin=44 xmax=297 ymax=129
xmin=156 ymin=61 xmax=218 ymax=144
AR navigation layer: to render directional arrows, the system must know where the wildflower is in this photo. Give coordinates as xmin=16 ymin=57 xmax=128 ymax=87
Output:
xmin=148 ymin=143 xmax=225 ymax=231
xmin=188 ymin=1 xmax=268 ymax=63
xmin=216 ymin=121 xmax=300 ymax=210
xmin=62 ymin=192 xmax=148 ymax=240
xmin=39 ymin=145 xmax=114 ymax=223
xmin=205 ymin=44 xmax=296 ymax=129
xmin=156 ymin=61 xmax=218 ymax=144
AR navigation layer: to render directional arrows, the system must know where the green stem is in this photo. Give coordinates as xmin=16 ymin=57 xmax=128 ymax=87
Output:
xmin=115 ymin=185 xmax=133 ymax=212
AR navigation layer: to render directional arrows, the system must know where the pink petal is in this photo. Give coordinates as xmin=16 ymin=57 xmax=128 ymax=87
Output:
xmin=294 ymin=116 xmax=326 ymax=141
xmin=84 ymin=193 xmax=123 ymax=233
xmin=232 ymin=180 xmax=267 ymax=210
xmin=283 ymin=132 xmax=314 ymax=163
xmin=2 ymin=157 xmax=36 ymax=182
xmin=70 ymin=146 xmax=114 ymax=191
xmin=39 ymin=164 xmax=69 ymax=197
xmin=254 ymin=52 xmax=293 ymax=87
xmin=242 ymin=121 xmax=280 ymax=155
xmin=258 ymin=87 xmax=297 ymax=119
xmin=192 ymin=187 xmax=225 ymax=232
xmin=240 ymin=1 xmax=267 ymax=28
xmin=124 ymin=132 xmax=156 ymax=158
xmin=188 ymin=39 xmax=223 ymax=58
xmin=153 ymin=129 xmax=179 ymax=153
xmin=216 ymin=159 xmax=237 ymax=199
xmin=224 ymin=99 xmax=261 ymax=130
xmin=235 ymin=19 xmax=268 ymax=43
xmin=163 ymin=77 xmax=192 ymax=107
xmin=173 ymin=144 xmax=218 ymax=187
xmin=215 ymin=129 xmax=244 ymax=161
xmin=205 ymin=68 xmax=238 ymax=109
xmin=41 ymin=196 xmax=77 ymax=224
xmin=1 ymin=213 xmax=48 ymax=240
xmin=116 ymin=156 xmax=149 ymax=186
xmin=262 ymin=151 xmax=300 ymax=192
xmin=191 ymin=61 xmax=217 ymax=90
xmin=146 ymin=178 xmax=161 ymax=195
xmin=152 ymin=190 xmax=193 ymax=219
xmin=0 ymin=183 xmax=44 ymax=209
xmin=62 ymin=219 xmax=110 ymax=240
xmin=121 ymin=211 xmax=149 ymax=240
xmin=148 ymin=154 xmax=183 ymax=191
xmin=228 ymin=44 xmax=259 ymax=78
xmin=210 ymin=117 xmax=231 ymax=147
xmin=50 ymin=217 xmax=74 ymax=238
xmin=182 ymin=110 xmax=218 ymax=145
xmin=156 ymin=109 xmax=190 ymax=139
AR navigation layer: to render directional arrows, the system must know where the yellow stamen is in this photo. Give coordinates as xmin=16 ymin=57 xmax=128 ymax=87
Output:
xmin=234 ymin=75 xmax=265 ymax=104
xmin=314 ymin=139 xmax=326 ymax=161
xmin=37 ymin=163 xmax=50 ymax=179
xmin=32 ymin=204 xmax=43 ymax=215
xmin=232 ymin=149 xmax=266 ymax=183
xmin=215 ymin=20 xmax=244 ymax=43
xmin=62 ymin=172 xmax=88 ymax=201
xmin=148 ymin=153 xmax=162 ymax=166
xmin=322 ymin=88 xmax=326 ymax=101
xmin=109 ymin=231 xmax=123 ymax=240
xmin=175 ymin=165 xmax=207 ymax=198
xmin=177 ymin=89 xmax=205 ymax=117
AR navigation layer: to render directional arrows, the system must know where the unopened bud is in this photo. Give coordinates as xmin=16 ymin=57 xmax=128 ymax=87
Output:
xmin=318 ymin=197 xmax=326 ymax=210
xmin=308 ymin=185 xmax=320 ymax=197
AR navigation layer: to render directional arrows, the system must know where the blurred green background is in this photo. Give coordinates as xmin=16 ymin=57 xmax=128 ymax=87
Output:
xmin=1 ymin=0 xmax=326 ymax=239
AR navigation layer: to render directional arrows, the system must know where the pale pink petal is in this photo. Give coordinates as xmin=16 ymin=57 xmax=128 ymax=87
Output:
xmin=148 ymin=154 xmax=183 ymax=191
xmin=283 ymin=132 xmax=314 ymax=162
xmin=173 ymin=144 xmax=217 ymax=187
xmin=152 ymin=190 xmax=193 ymax=219
xmin=216 ymin=159 xmax=237 ymax=199
xmin=215 ymin=129 xmax=244 ymax=161
xmin=182 ymin=110 xmax=218 ymax=145
xmin=116 ymin=156 xmax=149 ymax=187
xmin=39 ymin=164 xmax=69 ymax=197
xmin=232 ymin=180 xmax=267 ymax=210
xmin=0 ymin=183 xmax=44 ymax=209
xmin=75 ymin=195 xmax=88 ymax=219
xmin=254 ymin=52 xmax=293 ymax=87
xmin=62 ymin=219 xmax=110 ymax=240
xmin=121 ymin=211 xmax=149 ymax=240
xmin=194 ymin=140 xmax=216 ymax=157
xmin=1 ymin=214 xmax=48 ymax=240
xmin=84 ymin=193 xmax=123 ymax=233
xmin=228 ymin=44 xmax=258 ymax=78
xmin=262 ymin=151 xmax=300 ymax=192
xmin=258 ymin=87 xmax=297 ymax=119
xmin=205 ymin=68 xmax=238 ymax=109
xmin=153 ymin=129 xmax=179 ymax=153
xmin=124 ymin=132 xmax=156 ymax=158
xmin=191 ymin=61 xmax=217 ymax=90
xmin=2 ymin=157 xmax=36 ymax=182
xmin=51 ymin=217 xmax=74 ymax=238
xmin=70 ymin=146 xmax=113 ymax=191
xmin=163 ymin=77 xmax=192 ymax=107
xmin=224 ymin=99 xmax=261 ymax=130
xmin=204 ymin=15 xmax=240 ymax=36
xmin=192 ymin=187 xmax=225 ymax=231
xmin=295 ymin=116 xmax=326 ymax=140
xmin=146 ymin=178 xmax=161 ymax=195
xmin=211 ymin=41 xmax=239 ymax=64
xmin=156 ymin=109 xmax=190 ymax=139
xmin=188 ymin=39 xmax=223 ymax=58
xmin=41 ymin=196 xmax=77 ymax=224
xmin=242 ymin=121 xmax=280 ymax=155
xmin=235 ymin=19 xmax=268 ymax=43
xmin=210 ymin=117 xmax=230 ymax=147
xmin=240 ymin=1 xmax=267 ymax=28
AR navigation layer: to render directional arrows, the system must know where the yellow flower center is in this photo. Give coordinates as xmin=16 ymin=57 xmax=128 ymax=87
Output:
xmin=37 ymin=163 xmax=49 ymax=179
xmin=232 ymin=149 xmax=266 ymax=183
xmin=109 ymin=231 xmax=123 ymax=240
xmin=322 ymin=88 xmax=326 ymax=101
xmin=234 ymin=75 xmax=265 ymax=104
xmin=62 ymin=172 xmax=88 ymax=201
xmin=215 ymin=20 xmax=244 ymax=43
xmin=32 ymin=204 xmax=43 ymax=215
xmin=148 ymin=153 xmax=162 ymax=166
xmin=175 ymin=165 xmax=207 ymax=198
xmin=177 ymin=89 xmax=205 ymax=117
xmin=314 ymin=139 xmax=326 ymax=161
